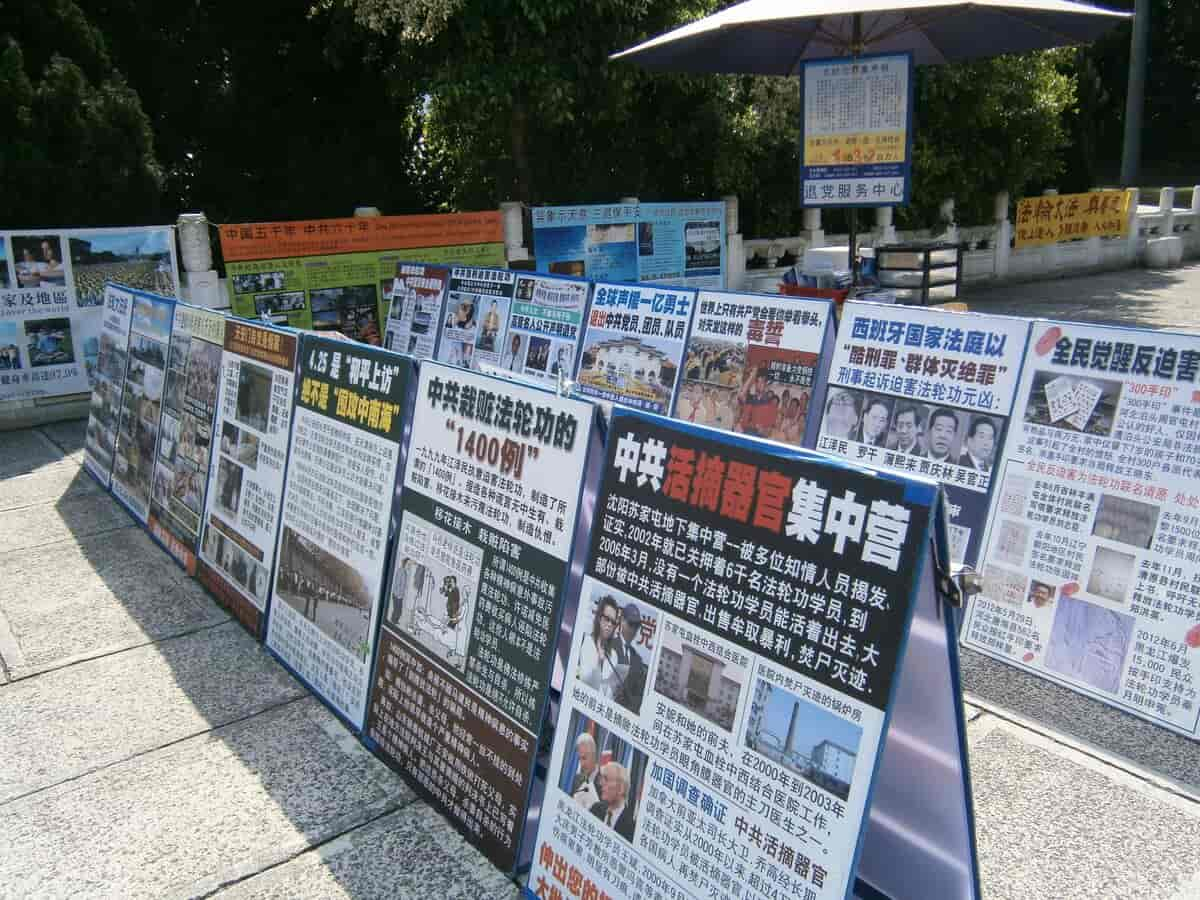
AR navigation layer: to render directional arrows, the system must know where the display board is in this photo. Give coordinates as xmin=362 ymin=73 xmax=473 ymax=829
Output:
xmin=499 ymin=271 xmax=590 ymax=383
xmin=82 ymin=284 xmax=136 ymax=486
xmin=964 ymin=320 xmax=1200 ymax=739
xmin=382 ymin=263 xmax=450 ymax=358
xmin=575 ymin=281 xmax=696 ymax=414
xmin=0 ymin=226 xmax=178 ymax=400
xmin=527 ymin=410 xmax=938 ymax=900
xmin=110 ymin=289 xmax=177 ymax=523
xmin=197 ymin=319 xmax=298 ymax=637
xmin=1014 ymin=190 xmax=1131 ymax=247
xmin=435 ymin=267 xmax=519 ymax=370
xmin=816 ymin=302 xmax=1030 ymax=567
xmin=219 ymin=213 xmax=505 ymax=340
xmin=677 ymin=290 xmax=836 ymax=446
xmin=532 ymin=201 xmax=726 ymax=289
xmin=364 ymin=362 xmax=596 ymax=872
xmin=148 ymin=303 xmax=226 ymax=573
xmin=267 ymin=336 xmax=414 ymax=728
xmin=801 ymin=53 xmax=913 ymax=207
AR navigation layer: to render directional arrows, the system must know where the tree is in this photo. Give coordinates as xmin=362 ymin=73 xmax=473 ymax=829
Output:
xmin=0 ymin=0 xmax=163 ymax=228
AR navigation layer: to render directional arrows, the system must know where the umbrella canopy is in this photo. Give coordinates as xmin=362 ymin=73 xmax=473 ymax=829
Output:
xmin=611 ymin=0 xmax=1130 ymax=73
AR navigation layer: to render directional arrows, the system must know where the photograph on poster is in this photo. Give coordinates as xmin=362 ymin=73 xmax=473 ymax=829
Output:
xmin=745 ymin=678 xmax=863 ymax=802
xmin=88 ymin=378 xmax=119 ymax=429
xmin=12 ymin=235 xmax=66 ymax=288
xmin=98 ymin=332 xmax=127 ymax=382
xmin=25 ymin=318 xmax=74 ymax=367
xmin=237 ymin=432 xmax=260 ymax=469
xmin=653 ymin=626 xmax=746 ymax=732
xmin=153 ymin=461 xmax=172 ymax=507
xmin=310 ymin=285 xmax=380 ymax=344
xmin=275 ymin=525 xmax=375 ymax=659
xmin=685 ymin=220 xmax=722 ymax=272
xmin=556 ymin=709 xmax=649 ymax=844
xmin=233 ymin=271 xmax=285 ymax=294
xmin=159 ymin=413 xmax=180 ymax=460
xmin=473 ymin=296 xmax=510 ymax=353
xmin=235 ymin=361 xmax=272 ymax=432
xmin=1092 ymin=494 xmax=1160 ymax=550
xmin=178 ymin=410 xmax=211 ymax=467
xmin=443 ymin=291 xmax=478 ymax=331
xmin=577 ymin=331 xmax=677 ymax=410
xmin=202 ymin=525 xmax=269 ymax=605
xmin=982 ymin=564 xmax=1028 ymax=607
xmin=575 ymin=586 xmax=659 ymax=717
xmin=1024 ymin=370 xmax=1122 ymax=436
xmin=1028 ymin=580 xmax=1056 ymax=609
xmin=0 ymin=237 xmax=9 ymax=289
xmin=389 ymin=513 xmax=482 ymax=671
xmin=215 ymin=456 xmax=243 ymax=517
xmin=1086 ymin=544 xmax=1137 ymax=603
xmin=221 ymin=421 xmax=240 ymax=456
xmin=0 ymin=322 xmax=21 ymax=370
xmin=254 ymin=291 xmax=306 ymax=318
xmin=183 ymin=340 xmax=221 ymax=409
xmin=1044 ymin=594 xmax=1135 ymax=694
xmin=989 ymin=518 xmax=1031 ymax=568
xmin=69 ymin=231 xmax=175 ymax=306
xmin=162 ymin=366 xmax=184 ymax=414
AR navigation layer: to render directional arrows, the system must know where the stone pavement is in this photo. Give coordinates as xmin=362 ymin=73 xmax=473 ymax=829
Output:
xmin=2 ymin=264 xmax=1200 ymax=899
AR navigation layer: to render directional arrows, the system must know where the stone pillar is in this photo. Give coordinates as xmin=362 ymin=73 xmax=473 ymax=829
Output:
xmin=939 ymin=197 xmax=958 ymax=243
xmin=1159 ymin=186 xmax=1176 ymax=236
xmin=177 ymin=212 xmax=222 ymax=309
xmin=874 ymin=206 xmax=897 ymax=245
xmin=993 ymin=192 xmax=1011 ymax=279
xmin=500 ymin=201 xmax=528 ymax=263
xmin=1125 ymin=187 xmax=1142 ymax=265
xmin=723 ymin=195 xmax=739 ymax=236
xmin=801 ymin=208 xmax=824 ymax=248
xmin=727 ymin=232 xmax=745 ymax=290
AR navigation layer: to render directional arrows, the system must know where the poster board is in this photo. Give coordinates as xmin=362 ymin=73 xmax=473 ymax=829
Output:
xmin=801 ymin=53 xmax=913 ymax=208
xmin=575 ymin=281 xmax=696 ymax=414
xmin=1014 ymin=191 xmax=1131 ymax=247
xmin=197 ymin=319 xmax=298 ymax=638
xmin=816 ymin=302 xmax=1030 ymax=567
xmin=501 ymin=272 xmax=590 ymax=384
xmin=0 ymin=227 xmax=178 ymax=400
xmin=382 ymin=263 xmax=450 ymax=359
xmin=527 ymin=410 xmax=941 ymax=900
xmin=82 ymin=283 xmax=136 ymax=487
xmin=532 ymin=201 xmax=726 ymax=289
xmin=266 ymin=336 xmax=414 ymax=729
xmin=109 ymin=289 xmax=177 ymax=524
xmin=434 ymin=267 xmax=518 ymax=370
xmin=219 ymin=213 xmax=505 ymax=339
xmin=963 ymin=320 xmax=1200 ymax=739
xmin=677 ymin=290 xmax=836 ymax=447
xmin=364 ymin=362 xmax=596 ymax=873
xmin=148 ymin=303 xmax=227 ymax=574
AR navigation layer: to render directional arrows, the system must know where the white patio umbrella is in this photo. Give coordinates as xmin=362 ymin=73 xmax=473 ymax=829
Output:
xmin=611 ymin=0 xmax=1130 ymax=73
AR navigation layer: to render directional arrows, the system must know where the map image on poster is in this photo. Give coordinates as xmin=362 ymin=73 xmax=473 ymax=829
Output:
xmin=82 ymin=284 xmax=136 ymax=486
xmin=816 ymin=302 xmax=1029 ymax=566
xmin=365 ymin=362 xmax=595 ymax=872
xmin=526 ymin=411 xmax=936 ymax=900
xmin=963 ymin=320 xmax=1200 ymax=739
xmin=267 ymin=336 xmax=413 ymax=729
xmin=382 ymin=263 xmax=449 ymax=359
xmin=677 ymin=290 xmax=833 ymax=445
xmin=110 ymin=290 xmax=176 ymax=523
xmin=197 ymin=320 xmax=297 ymax=637
xmin=575 ymin=281 xmax=696 ymax=414
xmin=435 ymin=267 xmax=517 ymax=371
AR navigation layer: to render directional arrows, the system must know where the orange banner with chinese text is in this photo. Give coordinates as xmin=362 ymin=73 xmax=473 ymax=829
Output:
xmin=218 ymin=211 xmax=504 ymax=262
xmin=1014 ymin=191 xmax=1131 ymax=248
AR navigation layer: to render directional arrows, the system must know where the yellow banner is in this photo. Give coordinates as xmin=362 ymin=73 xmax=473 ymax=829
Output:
xmin=1015 ymin=191 xmax=1131 ymax=247
xmin=804 ymin=131 xmax=907 ymax=167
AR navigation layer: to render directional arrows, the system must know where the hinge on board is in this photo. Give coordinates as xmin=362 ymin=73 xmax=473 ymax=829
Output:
xmin=929 ymin=530 xmax=983 ymax=609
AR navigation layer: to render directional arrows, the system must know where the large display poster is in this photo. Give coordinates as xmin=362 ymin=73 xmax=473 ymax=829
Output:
xmin=0 ymin=227 xmax=179 ymax=400
xmin=575 ymin=281 xmax=696 ymax=414
xmin=220 ymin=213 xmax=505 ymax=338
xmin=110 ymin=290 xmax=176 ymax=523
xmin=963 ymin=321 xmax=1200 ymax=739
xmin=197 ymin=319 xmax=297 ymax=637
xmin=527 ymin=411 xmax=936 ymax=900
xmin=500 ymin=272 xmax=589 ymax=382
xmin=678 ymin=290 xmax=835 ymax=445
xmin=365 ymin=362 xmax=595 ymax=872
xmin=382 ymin=263 xmax=449 ymax=358
xmin=816 ymin=302 xmax=1029 ymax=567
xmin=532 ymin=201 xmax=726 ymax=289
xmin=801 ymin=53 xmax=913 ymax=207
xmin=267 ymin=337 xmax=413 ymax=728
xmin=82 ymin=284 xmax=136 ymax=486
xmin=434 ymin=267 xmax=518 ymax=370
xmin=148 ymin=303 xmax=226 ymax=573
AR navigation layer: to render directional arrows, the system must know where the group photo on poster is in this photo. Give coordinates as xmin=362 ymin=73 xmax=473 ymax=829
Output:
xmin=82 ymin=285 xmax=135 ymax=484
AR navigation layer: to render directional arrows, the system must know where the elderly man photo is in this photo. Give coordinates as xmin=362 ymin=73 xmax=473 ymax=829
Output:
xmin=569 ymin=732 xmax=600 ymax=809
xmin=590 ymin=761 xmax=636 ymax=842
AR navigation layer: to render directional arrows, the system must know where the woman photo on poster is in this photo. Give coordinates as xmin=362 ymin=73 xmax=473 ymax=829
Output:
xmin=578 ymin=594 xmax=621 ymax=698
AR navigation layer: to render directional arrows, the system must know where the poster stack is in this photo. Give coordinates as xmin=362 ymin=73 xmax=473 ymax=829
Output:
xmin=364 ymin=361 xmax=597 ymax=872
xmin=527 ymin=410 xmax=940 ymax=900
xmin=148 ymin=303 xmax=226 ymax=573
xmin=677 ymin=290 xmax=835 ymax=446
xmin=816 ymin=301 xmax=1029 ymax=566
xmin=82 ymin=284 xmax=136 ymax=486
xmin=382 ymin=263 xmax=450 ymax=358
xmin=964 ymin=320 xmax=1200 ymax=739
xmin=575 ymin=281 xmax=697 ymax=414
xmin=197 ymin=319 xmax=298 ymax=637
xmin=267 ymin=336 xmax=415 ymax=729
xmin=0 ymin=227 xmax=178 ymax=401
xmin=532 ymin=201 xmax=726 ymax=289
xmin=219 ymin=213 xmax=505 ymax=343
